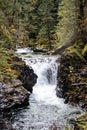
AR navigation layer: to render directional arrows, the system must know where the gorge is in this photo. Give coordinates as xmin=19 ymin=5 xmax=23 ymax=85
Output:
xmin=10 ymin=48 xmax=83 ymax=130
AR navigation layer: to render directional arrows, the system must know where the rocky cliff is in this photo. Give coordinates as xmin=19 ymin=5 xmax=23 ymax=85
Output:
xmin=0 ymin=49 xmax=37 ymax=130
xmin=56 ymin=50 xmax=87 ymax=130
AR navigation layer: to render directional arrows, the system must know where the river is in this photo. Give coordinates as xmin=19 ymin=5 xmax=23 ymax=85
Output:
xmin=12 ymin=48 xmax=82 ymax=130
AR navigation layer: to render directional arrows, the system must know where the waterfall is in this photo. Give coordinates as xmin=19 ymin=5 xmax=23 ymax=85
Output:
xmin=16 ymin=48 xmax=66 ymax=107
xmin=13 ymin=48 xmax=82 ymax=130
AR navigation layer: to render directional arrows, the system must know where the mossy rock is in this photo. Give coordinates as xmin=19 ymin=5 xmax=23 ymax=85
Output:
xmin=74 ymin=113 xmax=87 ymax=130
xmin=57 ymin=48 xmax=87 ymax=109
xmin=0 ymin=47 xmax=25 ymax=82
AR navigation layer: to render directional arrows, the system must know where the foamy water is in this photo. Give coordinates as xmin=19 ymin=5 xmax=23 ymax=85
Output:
xmin=12 ymin=48 xmax=82 ymax=130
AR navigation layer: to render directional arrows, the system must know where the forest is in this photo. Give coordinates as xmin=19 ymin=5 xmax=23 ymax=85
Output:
xmin=0 ymin=0 xmax=87 ymax=130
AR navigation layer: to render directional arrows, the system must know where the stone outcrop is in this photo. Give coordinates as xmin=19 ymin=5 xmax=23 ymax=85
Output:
xmin=56 ymin=51 xmax=87 ymax=130
xmin=0 ymin=118 xmax=14 ymax=130
xmin=0 ymin=80 xmax=29 ymax=111
xmin=18 ymin=65 xmax=38 ymax=92
xmin=0 ymin=53 xmax=38 ymax=130
xmin=56 ymin=52 xmax=87 ymax=109
xmin=0 ymin=56 xmax=37 ymax=111
xmin=33 ymin=48 xmax=48 ymax=53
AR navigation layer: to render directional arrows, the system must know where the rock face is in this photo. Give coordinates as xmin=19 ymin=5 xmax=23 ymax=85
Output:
xmin=33 ymin=48 xmax=48 ymax=53
xmin=0 ymin=80 xmax=29 ymax=111
xmin=56 ymin=51 xmax=87 ymax=130
xmin=56 ymin=52 xmax=87 ymax=109
xmin=0 ymin=56 xmax=38 ymax=130
xmin=0 ymin=53 xmax=38 ymax=111
xmin=19 ymin=65 xmax=38 ymax=92
xmin=46 ymin=68 xmax=52 ymax=83
xmin=0 ymin=63 xmax=38 ymax=111
xmin=0 ymin=118 xmax=14 ymax=130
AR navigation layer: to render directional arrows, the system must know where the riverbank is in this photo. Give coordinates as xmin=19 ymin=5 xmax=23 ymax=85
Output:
xmin=0 ymin=47 xmax=37 ymax=129
xmin=0 ymin=46 xmax=86 ymax=130
xmin=56 ymin=48 xmax=87 ymax=129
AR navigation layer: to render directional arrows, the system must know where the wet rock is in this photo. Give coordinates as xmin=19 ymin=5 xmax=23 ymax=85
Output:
xmin=19 ymin=65 xmax=38 ymax=92
xmin=69 ymin=118 xmax=76 ymax=125
xmin=46 ymin=68 xmax=52 ymax=83
xmin=56 ymin=51 xmax=87 ymax=129
xmin=0 ymin=53 xmax=37 ymax=111
xmin=56 ymin=52 xmax=87 ymax=108
xmin=0 ymin=118 xmax=14 ymax=130
xmin=0 ymin=80 xmax=29 ymax=111
xmin=56 ymin=88 xmax=63 ymax=98
xmin=33 ymin=48 xmax=48 ymax=53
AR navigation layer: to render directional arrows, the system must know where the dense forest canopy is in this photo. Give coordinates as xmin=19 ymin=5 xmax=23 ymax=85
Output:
xmin=0 ymin=0 xmax=87 ymax=56
xmin=0 ymin=0 xmax=59 ymax=49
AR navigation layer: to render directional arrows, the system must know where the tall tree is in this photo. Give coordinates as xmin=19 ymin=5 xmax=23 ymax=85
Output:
xmin=37 ymin=0 xmax=59 ymax=49
xmin=53 ymin=0 xmax=87 ymax=55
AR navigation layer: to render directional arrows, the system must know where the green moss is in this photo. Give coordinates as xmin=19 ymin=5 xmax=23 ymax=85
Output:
xmin=82 ymin=44 xmax=87 ymax=56
xmin=0 ymin=47 xmax=24 ymax=82
xmin=75 ymin=113 xmax=87 ymax=130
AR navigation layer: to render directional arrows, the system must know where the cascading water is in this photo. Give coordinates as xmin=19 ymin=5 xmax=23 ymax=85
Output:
xmin=26 ymin=54 xmax=62 ymax=106
xmin=12 ymin=48 xmax=82 ymax=130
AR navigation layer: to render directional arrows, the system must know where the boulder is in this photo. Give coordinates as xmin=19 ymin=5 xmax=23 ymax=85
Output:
xmin=46 ymin=68 xmax=52 ymax=83
xmin=56 ymin=52 xmax=87 ymax=109
xmin=0 ymin=118 xmax=14 ymax=130
xmin=0 ymin=57 xmax=37 ymax=111
xmin=19 ymin=65 xmax=38 ymax=92
xmin=0 ymin=80 xmax=29 ymax=111
xmin=33 ymin=48 xmax=48 ymax=53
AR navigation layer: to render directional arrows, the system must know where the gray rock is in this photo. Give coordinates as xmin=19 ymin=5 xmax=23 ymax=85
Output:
xmin=0 ymin=118 xmax=14 ymax=130
xmin=0 ymin=80 xmax=29 ymax=111
xmin=0 ymin=65 xmax=37 ymax=111
xmin=46 ymin=68 xmax=52 ymax=83
xmin=19 ymin=65 xmax=38 ymax=92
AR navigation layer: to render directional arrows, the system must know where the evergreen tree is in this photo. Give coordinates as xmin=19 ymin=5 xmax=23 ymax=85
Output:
xmin=56 ymin=0 xmax=77 ymax=46
xmin=37 ymin=0 xmax=59 ymax=49
xmin=0 ymin=0 xmax=60 ymax=49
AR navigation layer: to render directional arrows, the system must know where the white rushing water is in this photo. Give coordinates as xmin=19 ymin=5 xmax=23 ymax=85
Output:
xmin=12 ymin=48 xmax=82 ymax=130
xmin=16 ymin=48 xmax=65 ymax=107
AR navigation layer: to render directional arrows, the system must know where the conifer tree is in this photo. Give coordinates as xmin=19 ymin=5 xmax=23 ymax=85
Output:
xmin=37 ymin=0 xmax=59 ymax=49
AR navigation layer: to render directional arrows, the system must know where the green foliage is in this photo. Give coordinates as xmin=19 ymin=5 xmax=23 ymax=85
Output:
xmin=82 ymin=44 xmax=87 ymax=55
xmin=0 ymin=0 xmax=60 ymax=49
xmin=56 ymin=0 xmax=77 ymax=46
xmin=75 ymin=113 xmax=87 ymax=130
xmin=70 ymin=47 xmax=85 ymax=61
xmin=37 ymin=0 xmax=59 ymax=49
xmin=0 ymin=47 xmax=24 ymax=82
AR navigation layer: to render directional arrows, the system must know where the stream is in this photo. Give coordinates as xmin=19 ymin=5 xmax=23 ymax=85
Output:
xmin=12 ymin=48 xmax=82 ymax=130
